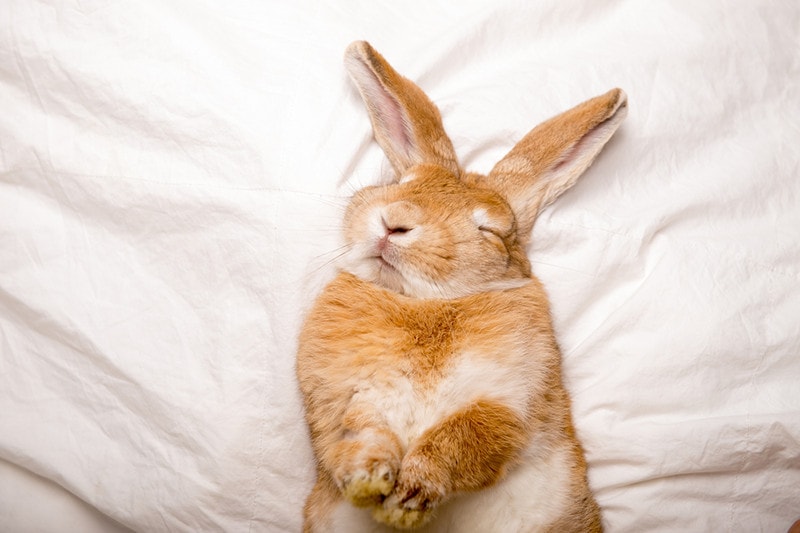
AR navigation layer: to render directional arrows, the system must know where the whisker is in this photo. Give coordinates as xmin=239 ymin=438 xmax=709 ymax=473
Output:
xmin=308 ymin=243 xmax=354 ymax=275
xmin=316 ymin=201 xmax=349 ymax=211
xmin=314 ymin=242 xmax=353 ymax=262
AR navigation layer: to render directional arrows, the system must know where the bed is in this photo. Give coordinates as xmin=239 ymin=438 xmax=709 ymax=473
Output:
xmin=1 ymin=1 xmax=798 ymax=531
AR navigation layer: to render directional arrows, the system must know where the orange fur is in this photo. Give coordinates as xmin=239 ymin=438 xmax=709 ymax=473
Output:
xmin=296 ymin=41 xmax=626 ymax=532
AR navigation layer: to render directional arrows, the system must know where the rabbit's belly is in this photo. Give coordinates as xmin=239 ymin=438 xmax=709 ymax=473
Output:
xmin=353 ymin=350 xmax=533 ymax=447
xmin=428 ymin=443 xmax=574 ymax=532
xmin=328 ymin=443 xmax=573 ymax=533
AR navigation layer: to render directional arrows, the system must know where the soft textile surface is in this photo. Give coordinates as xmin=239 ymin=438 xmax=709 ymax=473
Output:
xmin=1 ymin=1 xmax=799 ymax=531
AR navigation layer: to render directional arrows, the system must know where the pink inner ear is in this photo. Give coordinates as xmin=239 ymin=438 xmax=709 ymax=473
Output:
xmin=370 ymin=83 xmax=413 ymax=161
xmin=352 ymin=59 xmax=413 ymax=162
xmin=550 ymin=113 xmax=619 ymax=175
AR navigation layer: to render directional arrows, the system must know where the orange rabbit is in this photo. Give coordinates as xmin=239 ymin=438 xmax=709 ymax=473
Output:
xmin=297 ymin=41 xmax=627 ymax=532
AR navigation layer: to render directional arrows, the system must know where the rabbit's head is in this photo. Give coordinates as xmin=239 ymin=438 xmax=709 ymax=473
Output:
xmin=341 ymin=41 xmax=627 ymax=299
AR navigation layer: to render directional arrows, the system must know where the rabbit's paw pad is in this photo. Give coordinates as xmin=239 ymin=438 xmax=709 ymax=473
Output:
xmin=339 ymin=461 xmax=396 ymax=507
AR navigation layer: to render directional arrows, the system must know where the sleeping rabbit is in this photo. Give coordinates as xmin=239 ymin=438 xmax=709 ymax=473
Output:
xmin=297 ymin=41 xmax=627 ymax=532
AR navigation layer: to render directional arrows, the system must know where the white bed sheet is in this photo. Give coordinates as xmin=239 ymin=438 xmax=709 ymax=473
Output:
xmin=1 ymin=1 xmax=799 ymax=531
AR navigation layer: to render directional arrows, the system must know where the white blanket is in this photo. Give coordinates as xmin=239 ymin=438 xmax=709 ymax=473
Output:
xmin=1 ymin=1 xmax=798 ymax=531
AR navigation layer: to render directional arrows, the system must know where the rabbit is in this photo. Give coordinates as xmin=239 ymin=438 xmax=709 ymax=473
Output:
xmin=296 ymin=40 xmax=627 ymax=533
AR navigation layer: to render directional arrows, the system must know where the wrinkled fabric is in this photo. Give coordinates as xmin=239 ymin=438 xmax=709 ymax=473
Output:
xmin=1 ymin=1 xmax=799 ymax=531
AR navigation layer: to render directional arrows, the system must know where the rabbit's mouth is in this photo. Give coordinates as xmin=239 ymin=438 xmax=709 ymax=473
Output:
xmin=375 ymin=253 xmax=406 ymax=280
xmin=373 ymin=231 xmax=408 ymax=274
xmin=377 ymin=256 xmax=396 ymax=271
xmin=370 ymin=255 xmax=407 ymax=294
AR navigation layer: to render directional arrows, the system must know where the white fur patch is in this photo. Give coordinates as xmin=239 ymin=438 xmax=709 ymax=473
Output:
xmin=350 ymin=377 xmax=417 ymax=447
xmin=367 ymin=205 xmax=386 ymax=238
xmin=449 ymin=354 xmax=531 ymax=410
xmin=472 ymin=207 xmax=491 ymax=228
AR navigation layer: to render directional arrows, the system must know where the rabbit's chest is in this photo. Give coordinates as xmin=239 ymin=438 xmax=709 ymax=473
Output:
xmin=308 ymin=273 xmax=550 ymax=446
xmin=349 ymin=318 xmax=535 ymax=447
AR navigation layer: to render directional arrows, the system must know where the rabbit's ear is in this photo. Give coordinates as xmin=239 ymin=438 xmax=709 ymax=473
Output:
xmin=345 ymin=41 xmax=460 ymax=178
xmin=484 ymin=89 xmax=627 ymax=241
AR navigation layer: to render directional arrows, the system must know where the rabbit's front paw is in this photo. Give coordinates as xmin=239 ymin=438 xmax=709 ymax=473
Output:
xmin=339 ymin=459 xmax=397 ymax=507
xmin=331 ymin=433 xmax=401 ymax=508
xmin=372 ymin=452 xmax=448 ymax=529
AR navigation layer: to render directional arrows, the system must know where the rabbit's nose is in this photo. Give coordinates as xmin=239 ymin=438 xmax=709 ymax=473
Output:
xmin=381 ymin=201 xmax=421 ymax=235
xmin=384 ymin=224 xmax=411 ymax=235
xmin=377 ymin=221 xmax=413 ymax=253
